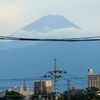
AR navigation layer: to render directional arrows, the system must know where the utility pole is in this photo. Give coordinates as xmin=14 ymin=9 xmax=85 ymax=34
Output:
xmin=67 ymin=79 xmax=71 ymax=100
xmin=44 ymin=58 xmax=67 ymax=100
xmin=54 ymin=58 xmax=58 ymax=100
xmin=23 ymin=80 xmax=26 ymax=91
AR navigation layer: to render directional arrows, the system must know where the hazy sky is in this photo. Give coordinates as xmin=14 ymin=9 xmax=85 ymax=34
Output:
xmin=0 ymin=0 xmax=100 ymax=35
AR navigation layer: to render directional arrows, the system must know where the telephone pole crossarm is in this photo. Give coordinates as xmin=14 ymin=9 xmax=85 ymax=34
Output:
xmin=43 ymin=59 xmax=67 ymax=100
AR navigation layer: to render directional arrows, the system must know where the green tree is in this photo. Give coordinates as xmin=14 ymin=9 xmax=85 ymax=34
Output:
xmin=62 ymin=89 xmax=87 ymax=100
xmin=85 ymin=87 xmax=100 ymax=100
xmin=6 ymin=90 xmax=23 ymax=100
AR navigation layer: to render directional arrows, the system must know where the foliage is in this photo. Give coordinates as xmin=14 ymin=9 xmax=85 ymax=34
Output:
xmin=62 ymin=87 xmax=100 ymax=100
xmin=5 ymin=90 xmax=23 ymax=100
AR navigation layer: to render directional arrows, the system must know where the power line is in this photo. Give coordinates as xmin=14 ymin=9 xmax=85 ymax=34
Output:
xmin=1 ymin=36 xmax=100 ymax=42
xmin=0 ymin=77 xmax=44 ymax=82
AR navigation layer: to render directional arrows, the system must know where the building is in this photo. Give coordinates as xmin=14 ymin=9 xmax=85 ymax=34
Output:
xmin=33 ymin=80 xmax=53 ymax=100
xmin=87 ymin=69 xmax=100 ymax=90
xmin=34 ymin=80 xmax=52 ymax=95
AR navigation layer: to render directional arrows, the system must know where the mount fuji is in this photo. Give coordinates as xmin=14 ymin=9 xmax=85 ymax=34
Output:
xmin=11 ymin=15 xmax=92 ymax=39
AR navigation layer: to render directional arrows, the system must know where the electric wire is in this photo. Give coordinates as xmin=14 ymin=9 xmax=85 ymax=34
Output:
xmin=1 ymin=36 xmax=100 ymax=42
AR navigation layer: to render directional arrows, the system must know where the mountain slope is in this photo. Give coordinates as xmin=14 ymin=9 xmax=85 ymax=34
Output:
xmin=22 ymin=15 xmax=80 ymax=32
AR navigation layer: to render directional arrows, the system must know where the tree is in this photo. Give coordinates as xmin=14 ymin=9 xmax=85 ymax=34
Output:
xmin=85 ymin=87 xmax=100 ymax=100
xmin=5 ymin=90 xmax=23 ymax=100
xmin=62 ymin=89 xmax=87 ymax=100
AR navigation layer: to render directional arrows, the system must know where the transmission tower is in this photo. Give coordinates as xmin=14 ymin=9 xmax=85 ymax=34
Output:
xmin=44 ymin=58 xmax=67 ymax=100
